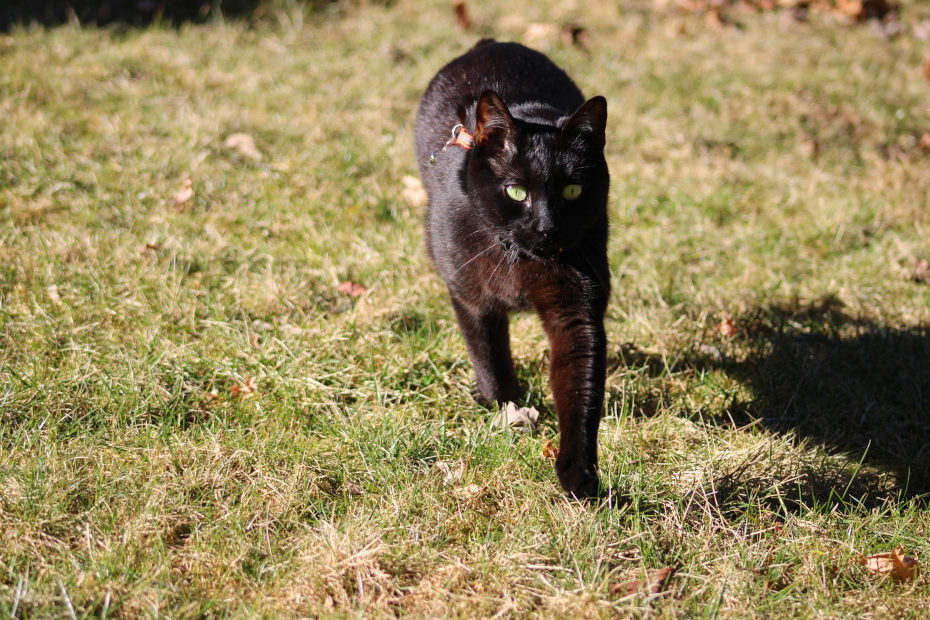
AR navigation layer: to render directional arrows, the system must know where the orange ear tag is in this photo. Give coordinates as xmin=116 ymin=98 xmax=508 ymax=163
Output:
xmin=429 ymin=124 xmax=474 ymax=164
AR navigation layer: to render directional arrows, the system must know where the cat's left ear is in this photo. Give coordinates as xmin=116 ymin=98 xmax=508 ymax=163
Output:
xmin=561 ymin=96 xmax=607 ymax=148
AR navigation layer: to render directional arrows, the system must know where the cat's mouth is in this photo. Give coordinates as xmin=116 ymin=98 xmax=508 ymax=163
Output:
xmin=498 ymin=235 xmax=563 ymax=260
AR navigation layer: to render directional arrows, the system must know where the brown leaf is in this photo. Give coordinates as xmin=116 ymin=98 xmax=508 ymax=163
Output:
xmin=231 ymin=376 xmax=258 ymax=399
xmin=541 ymin=439 xmax=559 ymax=462
xmin=224 ymin=133 xmax=263 ymax=162
xmin=858 ymin=546 xmax=920 ymax=582
xmin=337 ymin=280 xmax=367 ymax=297
xmin=835 ymin=0 xmax=865 ymax=20
xmin=924 ymin=54 xmax=930 ymax=85
xmin=913 ymin=258 xmax=930 ymax=284
xmin=919 ymin=133 xmax=930 ymax=152
xmin=453 ymin=2 xmax=472 ymax=31
xmin=717 ymin=315 xmax=739 ymax=339
xmin=524 ymin=22 xmax=558 ymax=48
xmin=611 ymin=566 xmax=678 ymax=597
xmin=560 ymin=24 xmax=588 ymax=48
xmin=401 ymin=175 xmax=428 ymax=208
xmin=172 ymin=178 xmax=194 ymax=206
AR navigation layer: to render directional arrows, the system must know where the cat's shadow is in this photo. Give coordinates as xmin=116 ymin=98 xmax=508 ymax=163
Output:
xmin=605 ymin=296 xmax=930 ymax=508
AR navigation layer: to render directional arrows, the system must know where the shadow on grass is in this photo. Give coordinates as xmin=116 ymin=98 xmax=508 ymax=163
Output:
xmin=607 ymin=295 xmax=930 ymax=511
xmin=0 ymin=0 xmax=336 ymax=31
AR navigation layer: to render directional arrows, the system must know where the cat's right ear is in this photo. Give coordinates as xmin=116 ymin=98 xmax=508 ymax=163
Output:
xmin=561 ymin=96 xmax=607 ymax=149
xmin=474 ymin=90 xmax=516 ymax=152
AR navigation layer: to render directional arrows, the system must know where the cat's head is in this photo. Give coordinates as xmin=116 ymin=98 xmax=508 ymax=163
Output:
xmin=465 ymin=90 xmax=609 ymax=259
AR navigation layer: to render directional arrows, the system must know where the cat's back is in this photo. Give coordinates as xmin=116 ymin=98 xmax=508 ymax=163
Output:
xmin=422 ymin=40 xmax=583 ymax=109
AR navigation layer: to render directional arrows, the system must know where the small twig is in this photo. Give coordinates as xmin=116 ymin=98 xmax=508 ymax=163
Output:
xmin=11 ymin=575 xmax=25 ymax=617
xmin=710 ymin=577 xmax=727 ymax=620
xmin=57 ymin=576 xmax=78 ymax=620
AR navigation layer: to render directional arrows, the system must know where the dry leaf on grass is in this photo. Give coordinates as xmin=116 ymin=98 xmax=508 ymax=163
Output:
xmin=541 ymin=439 xmax=559 ymax=462
xmin=919 ymin=133 xmax=930 ymax=152
xmin=453 ymin=484 xmax=483 ymax=501
xmin=224 ymin=133 xmax=263 ymax=161
xmin=523 ymin=22 xmax=558 ymax=47
xmin=858 ymin=546 xmax=920 ymax=582
xmin=496 ymin=402 xmax=539 ymax=433
xmin=561 ymin=24 xmax=588 ymax=48
xmin=453 ymin=2 xmax=472 ymax=31
xmin=717 ymin=315 xmax=739 ymax=338
xmin=434 ymin=461 xmax=464 ymax=484
xmin=912 ymin=258 xmax=930 ymax=284
xmin=231 ymin=376 xmax=258 ymax=399
xmin=337 ymin=280 xmax=367 ymax=297
xmin=611 ymin=566 xmax=678 ymax=597
xmin=401 ymin=175 xmax=428 ymax=208
xmin=172 ymin=178 xmax=194 ymax=205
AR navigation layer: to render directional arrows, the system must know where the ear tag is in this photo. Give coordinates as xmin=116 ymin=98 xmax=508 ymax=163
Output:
xmin=429 ymin=124 xmax=474 ymax=165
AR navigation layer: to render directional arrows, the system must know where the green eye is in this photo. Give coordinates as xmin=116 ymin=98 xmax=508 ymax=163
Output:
xmin=562 ymin=184 xmax=583 ymax=200
xmin=505 ymin=185 xmax=528 ymax=202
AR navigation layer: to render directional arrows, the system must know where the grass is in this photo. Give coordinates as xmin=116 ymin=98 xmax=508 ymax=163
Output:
xmin=2 ymin=0 xmax=930 ymax=616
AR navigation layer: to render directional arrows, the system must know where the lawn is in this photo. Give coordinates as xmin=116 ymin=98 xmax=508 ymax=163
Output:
xmin=2 ymin=0 xmax=930 ymax=616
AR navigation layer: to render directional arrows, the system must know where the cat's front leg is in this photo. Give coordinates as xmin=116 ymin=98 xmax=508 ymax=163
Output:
xmin=536 ymin=300 xmax=607 ymax=499
xmin=449 ymin=295 xmax=524 ymax=406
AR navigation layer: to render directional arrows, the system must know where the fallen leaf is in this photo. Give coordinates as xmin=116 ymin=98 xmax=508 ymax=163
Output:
xmin=524 ymin=23 xmax=558 ymax=47
xmin=858 ymin=546 xmax=920 ymax=582
xmin=924 ymin=54 xmax=930 ymax=85
xmin=611 ymin=566 xmax=678 ymax=597
xmin=453 ymin=484 xmax=483 ymax=501
xmin=231 ymin=376 xmax=258 ymax=399
xmin=913 ymin=258 xmax=930 ymax=284
xmin=401 ymin=175 xmax=428 ymax=208
xmin=541 ymin=439 xmax=559 ymax=462
xmin=914 ymin=19 xmax=930 ymax=41
xmin=435 ymin=460 xmax=465 ymax=483
xmin=46 ymin=284 xmax=62 ymax=307
xmin=172 ymin=178 xmax=194 ymax=205
xmin=919 ymin=133 xmax=930 ymax=152
xmin=337 ymin=280 xmax=367 ymax=297
xmin=224 ymin=133 xmax=263 ymax=161
xmin=717 ymin=315 xmax=739 ymax=338
xmin=453 ymin=2 xmax=472 ymax=31
xmin=835 ymin=0 xmax=865 ymax=20
xmin=560 ymin=24 xmax=588 ymax=48
xmin=496 ymin=402 xmax=539 ymax=433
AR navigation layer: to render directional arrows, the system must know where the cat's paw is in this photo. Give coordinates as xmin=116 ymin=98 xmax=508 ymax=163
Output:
xmin=470 ymin=385 xmax=495 ymax=408
xmin=470 ymin=382 xmax=525 ymax=408
xmin=555 ymin=458 xmax=601 ymax=500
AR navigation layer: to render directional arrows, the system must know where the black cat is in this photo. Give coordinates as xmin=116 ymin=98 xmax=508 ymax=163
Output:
xmin=414 ymin=40 xmax=610 ymax=498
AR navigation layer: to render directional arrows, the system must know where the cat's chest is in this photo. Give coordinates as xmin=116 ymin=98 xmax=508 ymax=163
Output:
xmin=447 ymin=240 xmax=567 ymax=311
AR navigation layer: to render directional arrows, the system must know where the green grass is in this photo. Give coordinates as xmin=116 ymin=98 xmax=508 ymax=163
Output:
xmin=2 ymin=0 xmax=930 ymax=616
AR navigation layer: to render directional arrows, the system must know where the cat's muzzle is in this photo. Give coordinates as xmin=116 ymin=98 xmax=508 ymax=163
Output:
xmin=499 ymin=235 xmax=563 ymax=259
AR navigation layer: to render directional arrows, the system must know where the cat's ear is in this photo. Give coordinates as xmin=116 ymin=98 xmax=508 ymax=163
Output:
xmin=474 ymin=90 xmax=516 ymax=150
xmin=561 ymin=96 xmax=607 ymax=147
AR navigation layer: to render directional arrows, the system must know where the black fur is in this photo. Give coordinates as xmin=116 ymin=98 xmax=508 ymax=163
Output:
xmin=414 ymin=41 xmax=610 ymax=498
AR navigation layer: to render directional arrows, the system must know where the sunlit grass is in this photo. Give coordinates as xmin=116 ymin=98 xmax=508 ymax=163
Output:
xmin=1 ymin=0 xmax=929 ymax=616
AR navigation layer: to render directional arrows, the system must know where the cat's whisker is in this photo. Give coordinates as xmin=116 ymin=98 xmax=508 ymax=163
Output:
xmin=449 ymin=242 xmax=497 ymax=279
xmin=464 ymin=225 xmax=501 ymax=240
xmin=485 ymin=251 xmax=507 ymax=288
